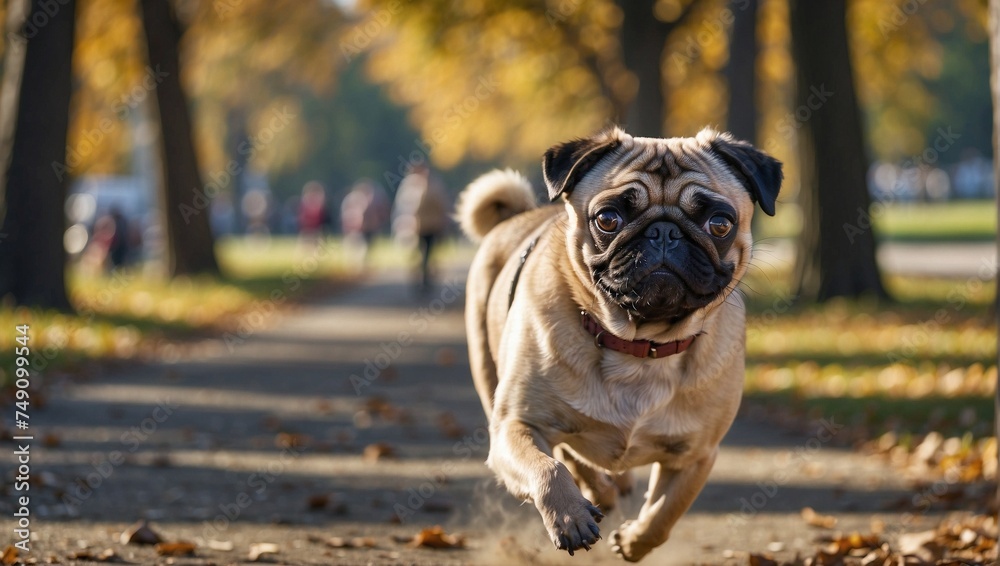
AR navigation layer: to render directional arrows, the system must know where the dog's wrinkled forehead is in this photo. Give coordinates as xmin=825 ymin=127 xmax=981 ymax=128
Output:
xmin=589 ymin=135 xmax=735 ymax=206
xmin=542 ymin=127 xmax=782 ymax=216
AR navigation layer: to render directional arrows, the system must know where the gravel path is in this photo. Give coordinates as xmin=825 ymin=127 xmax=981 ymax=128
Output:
xmin=1 ymin=268 xmax=953 ymax=565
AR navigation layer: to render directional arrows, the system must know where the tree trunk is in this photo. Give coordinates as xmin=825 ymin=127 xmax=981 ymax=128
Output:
xmin=139 ymin=0 xmax=220 ymax=276
xmin=789 ymin=0 xmax=888 ymax=302
xmin=618 ymin=0 xmax=670 ymax=137
xmin=724 ymin=0 xmax=758 ymax=143
xmin=0 ymin=0 xmax=76 ymax=310
xmin=987 ymin=0 xmax=1000 ymax=514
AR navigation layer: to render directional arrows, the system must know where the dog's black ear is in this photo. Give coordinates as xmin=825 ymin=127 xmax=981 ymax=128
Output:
xmin=543 ymin=128 xmax=624 ymax=202
xmin=708 ymin=134 xmax=783 ymax=216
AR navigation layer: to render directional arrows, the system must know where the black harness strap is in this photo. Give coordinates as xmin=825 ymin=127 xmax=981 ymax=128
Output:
xmin=508 ymin=237 xmax=537 ymax=309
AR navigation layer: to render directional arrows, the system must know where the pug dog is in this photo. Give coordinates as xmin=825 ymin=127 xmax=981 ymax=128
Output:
xmin=456 ymin=127 xmax=781 ymax=561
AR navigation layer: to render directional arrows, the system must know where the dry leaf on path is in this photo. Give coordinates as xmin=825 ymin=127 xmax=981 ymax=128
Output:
xmin=275 ymin=432 xmax=310 ymax=449
xmin=205 ymin=539 xmax=234 ymax=551
xmin=2 ymin=546 xmax=18 ymax=566
xmin=307 ymin=493 xmax=329 ymax=510
xmin=248 ymin=542 xmax=280 ymax=562
xmin=436 ymin=412 xmax=466 ymax=439
xmin=363 ymin=442 xmax=395 ymax=462
xmin=800 ymin=506 xmax=837 ymax=529
xmin=897 ymin=529 xmax=938 ymax=562
xmin=120 ymin=519 xmax=163 ymax=545
xmin=409 ymin=525 xmax=465 ymax=549
xmin=308 ymin=535 xmax=376 ymax=549
xmin=67 ymin=548 xmax=119 ymax=562
xmin=155 ymin=541 xmax=196 ymax=556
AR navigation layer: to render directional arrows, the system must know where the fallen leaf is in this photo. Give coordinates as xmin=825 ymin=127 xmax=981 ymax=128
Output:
xmin=42 ymin=433 xmax=61 ymax=448
xmin=436 ymin=413 xmax=465 ymax=439
xmin=363 ymin=442 xmax=395 ymax=462
xmin=801 ymin=506 xmax=837 ymax=529
xmin=363 ymin=396 xmax=398 ymax=420
xmin=435 ymin=347 xmax=457 ymax=366
xmin=308 ymin=535 xmax=376 ymax=549
xmin=897 ymin=529 xmax=936 ymax=556
xmin=275 ymin=432 xmax=310 ymax=449
xmin=150 ymin=453 xmax=172 ymax=467
xmin=206 ymin=539 xmax=234 ymax=551
xmin=307 ymin=493 xmax=329 ymax=510
xmin=1 ymin=546 xmax=17 ymax=566
xmin=155 ymin=541 xmax=196 ymax=556
xmin=67 ymin=548 xmax=118 ymax=562
xmin=248 ymin=542 xmax=279 ymax=562
xmin=748 ymin=553 xmax=777 ymax=566
xmin=120 ymin=519 xmax=163 ymax=545
xmin=409 ymin=525 xmax=465 ymax=549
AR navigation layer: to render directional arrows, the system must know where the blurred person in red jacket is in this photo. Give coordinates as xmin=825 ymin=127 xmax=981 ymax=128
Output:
xmin=298 ymin=181 xmax=331 ymax=246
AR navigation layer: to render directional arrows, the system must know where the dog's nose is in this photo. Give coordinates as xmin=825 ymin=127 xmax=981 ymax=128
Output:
xmin=644 ymin=221 xmax=683 ymax=248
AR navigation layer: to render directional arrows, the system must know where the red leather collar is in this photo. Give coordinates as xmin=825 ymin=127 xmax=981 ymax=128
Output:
xmin=581 ymin=311 xmax=697 ymax=359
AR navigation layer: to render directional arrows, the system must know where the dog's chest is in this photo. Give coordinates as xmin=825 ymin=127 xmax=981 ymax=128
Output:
xmin=561 ymin=355 xmax=705 ymax=471
xmin=566 ymin=410 xmax=699 ymax=472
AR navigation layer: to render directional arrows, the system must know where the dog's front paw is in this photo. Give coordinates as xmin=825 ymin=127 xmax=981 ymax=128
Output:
xmin=538 ymin=496 xmax=604 ymax=556
xmin=610 ymin=521 xmax=654 ymax=562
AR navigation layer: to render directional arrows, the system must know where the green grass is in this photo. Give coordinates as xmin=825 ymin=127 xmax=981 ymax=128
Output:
xmin=739 ymin=255 xmax=996 ymax=444
xmin=756 ymin=200 xmax=997 ymax=242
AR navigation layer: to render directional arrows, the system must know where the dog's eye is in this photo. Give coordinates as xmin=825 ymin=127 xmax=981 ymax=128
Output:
xmin=706 ymin=215 xmax=733 ymax=238
xmin=594 ymin=210 xmax=622 ymax=233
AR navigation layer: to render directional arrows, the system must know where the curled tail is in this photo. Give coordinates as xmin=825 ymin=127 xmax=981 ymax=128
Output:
xmin=456 ymin=169 xmax=537 ymax=242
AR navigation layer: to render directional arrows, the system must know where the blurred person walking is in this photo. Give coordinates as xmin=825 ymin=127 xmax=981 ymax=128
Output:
xmin=298 ymin=181 xmax=331 ymax=247
xmin=340 ymin=179 xmax=389 ymax=265
xmin=83 ymin=208 xmax=135 ymax=272
xmin=392 ymin=163 xmax=450 ymax=292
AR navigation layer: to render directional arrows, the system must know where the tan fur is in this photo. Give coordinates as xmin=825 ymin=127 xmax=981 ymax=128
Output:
xmin=460 ymin=128 xmax=773 ymax=561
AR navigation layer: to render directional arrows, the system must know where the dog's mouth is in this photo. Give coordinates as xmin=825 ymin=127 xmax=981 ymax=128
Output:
xmin=594 ymin=249 xmax=734 ymax=322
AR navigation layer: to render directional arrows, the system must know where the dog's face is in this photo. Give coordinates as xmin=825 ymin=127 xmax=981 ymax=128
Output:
xmin=543 ymin=127 xmax=782 ymax=324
